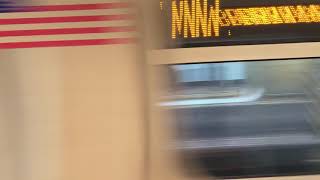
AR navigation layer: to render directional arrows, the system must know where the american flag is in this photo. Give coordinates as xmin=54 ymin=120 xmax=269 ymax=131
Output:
xmin=0 ymin=1 xmax=136 ymax=49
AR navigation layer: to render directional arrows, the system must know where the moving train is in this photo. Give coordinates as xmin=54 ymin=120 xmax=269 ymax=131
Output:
xmin=147 ymin=0 xmax=320 ymax=179
xmin=1 ymin=0 xmax=320 ymax=180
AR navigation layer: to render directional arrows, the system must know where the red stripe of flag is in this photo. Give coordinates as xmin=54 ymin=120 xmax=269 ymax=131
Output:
xmin=0 ymin=26 xmax=136 ymax=37
xmin=0 ymin=38 xmax=136 ymax=49
xmin=22 ymin=2 xmax=133 ymax=12
xmin=0 ymin=14 xmax=134 ymax=25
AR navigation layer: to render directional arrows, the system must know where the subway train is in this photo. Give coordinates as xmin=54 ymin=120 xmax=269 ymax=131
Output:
xmin=146 ymin=0 xmax=320 ymax=180
xmin=1 ymin=0 xmax=320 ymax=180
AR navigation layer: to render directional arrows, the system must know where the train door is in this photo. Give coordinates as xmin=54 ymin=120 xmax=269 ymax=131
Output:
xmin=144 ymin=0 xmax=320 ymax=179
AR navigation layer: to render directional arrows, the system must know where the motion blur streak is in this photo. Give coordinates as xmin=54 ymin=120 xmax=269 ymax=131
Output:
xmin=159 ymin=59 xmax=320 ymax=178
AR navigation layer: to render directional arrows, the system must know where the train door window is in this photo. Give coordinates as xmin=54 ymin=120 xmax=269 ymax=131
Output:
xmin=157 ymin=58 xmax=320 ymax=179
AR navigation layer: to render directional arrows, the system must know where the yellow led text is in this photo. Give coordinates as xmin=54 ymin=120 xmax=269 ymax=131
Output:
xmin=170 ymin=0 xmax=320 ymax=39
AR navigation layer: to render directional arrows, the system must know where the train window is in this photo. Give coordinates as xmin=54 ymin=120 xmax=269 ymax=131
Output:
xmin=159 ymin=58 xmax=320 ymax=179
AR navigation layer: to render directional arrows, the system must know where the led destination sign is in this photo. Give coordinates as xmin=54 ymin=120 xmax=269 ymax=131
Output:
xmin=159 ymin=0 xmax=320 ymax=47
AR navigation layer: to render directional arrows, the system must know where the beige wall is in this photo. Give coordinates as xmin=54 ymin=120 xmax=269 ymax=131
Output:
xmin=0 ymin=51 xmax=21 ymax=180
xmin=0 ymin=49 xmax=63 ymax=180
xmin=63 ymin=45 xmax=145 ymax=180
xmin=0 ymin=45 xmax=144 ymax=180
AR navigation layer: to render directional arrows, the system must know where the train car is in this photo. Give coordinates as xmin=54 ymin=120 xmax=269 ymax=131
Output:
xmin=144 ymin=0 xmax=320 ymax=179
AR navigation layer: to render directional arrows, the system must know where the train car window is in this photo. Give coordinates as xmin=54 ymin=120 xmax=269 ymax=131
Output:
xmin=159 ymin=58 xmax=320 ymax=179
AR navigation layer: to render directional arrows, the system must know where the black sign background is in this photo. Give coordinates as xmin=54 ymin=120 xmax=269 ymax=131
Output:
xmin=160 ymin=0 xmax=320 ymax=48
